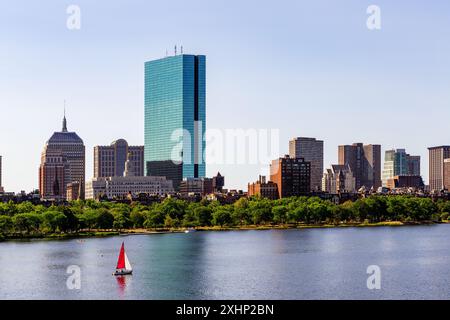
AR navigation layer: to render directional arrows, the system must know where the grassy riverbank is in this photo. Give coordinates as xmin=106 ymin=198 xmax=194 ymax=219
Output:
xmin=2 ymin=220 xmax=445 ymax=242
xmin=194 ymin=220 xmax=442 ymax=231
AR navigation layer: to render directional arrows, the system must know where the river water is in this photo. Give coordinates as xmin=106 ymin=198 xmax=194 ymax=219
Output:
xmin=1 ymin=225 xmax=450 ymax=299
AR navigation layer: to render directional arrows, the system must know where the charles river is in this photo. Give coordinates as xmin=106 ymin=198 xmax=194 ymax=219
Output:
xmin=1 ymin=225 xmax=450 ymax=300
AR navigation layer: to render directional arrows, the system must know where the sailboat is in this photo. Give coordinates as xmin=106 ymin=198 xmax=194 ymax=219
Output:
xmin=113 ymin=242 xmax=133 ymax=276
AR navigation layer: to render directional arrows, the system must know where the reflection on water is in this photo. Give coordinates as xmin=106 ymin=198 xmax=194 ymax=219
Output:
xmin=115 ymin=276 xmax=129 ymax=298
xmin=1 ymin=225 xmax=450 ymax=299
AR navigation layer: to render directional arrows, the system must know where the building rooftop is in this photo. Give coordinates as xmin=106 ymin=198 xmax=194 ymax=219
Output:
xmin=428 ymin=146 xmax=450 ymax=150
xmin=47 ymin=131 xmax=83 ymax=145
xmin=46 ymin=115 xmax=83 ymax=145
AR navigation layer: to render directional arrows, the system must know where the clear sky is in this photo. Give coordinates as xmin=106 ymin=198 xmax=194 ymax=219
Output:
xmin=1 ymin=0 xmax=450 ymax=193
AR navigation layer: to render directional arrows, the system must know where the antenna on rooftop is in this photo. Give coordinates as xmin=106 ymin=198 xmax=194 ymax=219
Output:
xmin=174 ymin=45 xmax=177 ymax=56
xmin=181 ymin=45 xmax=183 ymax=54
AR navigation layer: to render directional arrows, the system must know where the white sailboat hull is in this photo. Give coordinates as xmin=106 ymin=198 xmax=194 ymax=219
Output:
xmin=113 ymin=269 xmax=133 ymax=276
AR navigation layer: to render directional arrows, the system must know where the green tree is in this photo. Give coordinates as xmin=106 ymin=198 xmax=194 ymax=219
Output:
xmin=0 ymin=201 xmax=18 ymax=216
xmin=365 ymin=197 xmax=388 ymax=222
xmin=16 ymin=201 xmax=34 ymax=214
xmin=144 ymin=209 xmax=165 ymax=228
xmin=164 ymin=214 xmax=175 ymax=228
xmin=331 ymin=205 xmax=350 ymax=224
xmin=249 ymin=199 xmax=273 ymax=225
xmin=387 ymin=197 xmax=407 ymax=221
xmin=272 ymin=205 xmax=288 ymax=224
xmin=287 ymin=202 xmax=307 ymax=223
xmin=42 ymin=211 xmax=61 ymax=233
xmin=113 ymin=213 xmax=130 ymax=231
xmin=130 ymin=210 xmax=146 ymax=228
xmin=194 ymin=207 xmax=212 ymax=226
xmin=352 ymin=199 xmax=368 ymax=222
xmin=0 ymin=216 xmax=13 ymax=234
xmin=182 ymin=211 xmax=198 ymax=227
xmin=232 ymin=197 xmax=251 ymax=225
xmin=307 ymin=202 xmax=330 ymax=223
xmin=212 ymin=207 xmax=232 ymax=227
xmin=96 ymin=209 xmax=114 ymax=229
xmin=77 ymin=209 xmax=99 ymax=231
xmin=12 ymin=213 xmax=42 ymax=234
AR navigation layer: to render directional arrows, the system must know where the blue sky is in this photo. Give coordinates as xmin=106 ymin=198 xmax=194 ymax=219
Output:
xmin=1 ymin=0 xmax=450 ymax=192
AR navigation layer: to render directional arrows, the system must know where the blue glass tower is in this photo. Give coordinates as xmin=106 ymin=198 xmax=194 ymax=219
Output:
xmin=144 ymin=54 xmax=206 ymax=189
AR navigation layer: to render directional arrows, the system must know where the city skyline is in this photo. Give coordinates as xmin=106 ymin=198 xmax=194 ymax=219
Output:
xmin=0 ymin=98 xmax=446 ymax=194
xmin=2 ymin=1 xmax=450 ymax=192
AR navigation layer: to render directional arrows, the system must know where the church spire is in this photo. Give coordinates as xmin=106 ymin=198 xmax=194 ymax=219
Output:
xmin=62 ymin=100 xmax=68 ymax=132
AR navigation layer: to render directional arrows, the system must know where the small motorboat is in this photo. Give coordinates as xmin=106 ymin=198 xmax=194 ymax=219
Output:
xmin=184 ymin=228 xmax=197 ymax=233
xmin=113 ymin=242 xmax=133 ymax=276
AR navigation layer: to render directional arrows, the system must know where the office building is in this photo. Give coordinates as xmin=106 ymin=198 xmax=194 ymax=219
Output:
xmin=0 ymin=156 xmax=3 ymax=193
xmin=407 ymin=155 xmax=421 ymax=176
xmin=85 ymin=176 xmax=174 ymax=200
xmin=94 ymin=139 xmax=144 ymax=178
xmin=322 ymin=164 xmax=356 ymax=194
xmin=338 ymin=143 xmax=381 ymax=190
xmin=179 ymin=177 xmax=213 ymax=196
xmin=270 ymin=155 xmax=310 ymax=198
xmin=444 ymin=159 xmax=450 ymax=190
xmin=386 ymin=175 xmax=424 ymax=190
xmin=382 ymin=149 xmax=421 ymax=187
xmin=39 ymin=115 xmax=85 ymax=200
xmin=212 ymin=172 xmax=225 ymax=192
xmin=247 ymin=175 xmax=279 ymax=200
xmin=428 ymin=146 xmax=450 ymax=191
xmin=66 ymin=182 xmax=81 ymax=201
xmin=144 ymin=54 xmax=206 ymax=190
xmin=289 ymin=137 xmax=324 ymax=192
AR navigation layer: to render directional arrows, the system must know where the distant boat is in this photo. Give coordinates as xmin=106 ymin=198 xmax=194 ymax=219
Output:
xmin=184 ymin=228 xmax=197 ymax=233
xmin=113 ymin=242 xmax=133 ymax=276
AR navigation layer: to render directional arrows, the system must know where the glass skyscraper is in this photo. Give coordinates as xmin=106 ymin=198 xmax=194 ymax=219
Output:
xmin=382 ymin=149 xmax=421 ymax=187
xmin=144 ymin=54 xmax=206 ymax=189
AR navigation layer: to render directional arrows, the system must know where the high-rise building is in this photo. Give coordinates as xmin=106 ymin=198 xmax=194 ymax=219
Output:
xmin=144 ymin=54 xmax=206 ymax=190
xmin=94 ymin=139 xmax=144 ymax=178
xmin=444 ymin=159 xmax=450 ymax=191
xmin=428 ymin=146 xmax=450 ymax=191
xmin=39 ymin=152 xmax=66 ymax=200
xmin=338 ymin=143 xmax=381 ymax=190
xmin=289 ymin=137 xmax=324 ymax=192
xmin=407 ymin=155 xmax=421 ymax=176
xmin=212 ymin=172 xmax=225 ymax=192
xmin=270 ymin=155 xmax=310 ymax=198
xmin=39 ymin=114 xmax=85 ymax=200
xmin=322 ymin=164 xmax=356 ymax=194
xmin=0 ymin=155 xmax=4 ymax=193
xmin=382 ymin=149 xmax=421 ymax=187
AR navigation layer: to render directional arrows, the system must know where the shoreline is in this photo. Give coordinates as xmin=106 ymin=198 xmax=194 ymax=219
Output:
xmin=0 ymin=221 xmax=446 ymax=242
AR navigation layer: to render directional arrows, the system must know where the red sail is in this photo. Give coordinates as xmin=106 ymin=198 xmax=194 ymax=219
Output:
xmin=116 ymin=242 xmax=125 ymax=269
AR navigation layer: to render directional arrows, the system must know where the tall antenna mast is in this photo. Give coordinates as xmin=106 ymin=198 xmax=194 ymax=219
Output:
xmin=181 ymin=45 xmax=183 ymax=54
xmin=174 ymin=45 xmax=177 ymax=56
